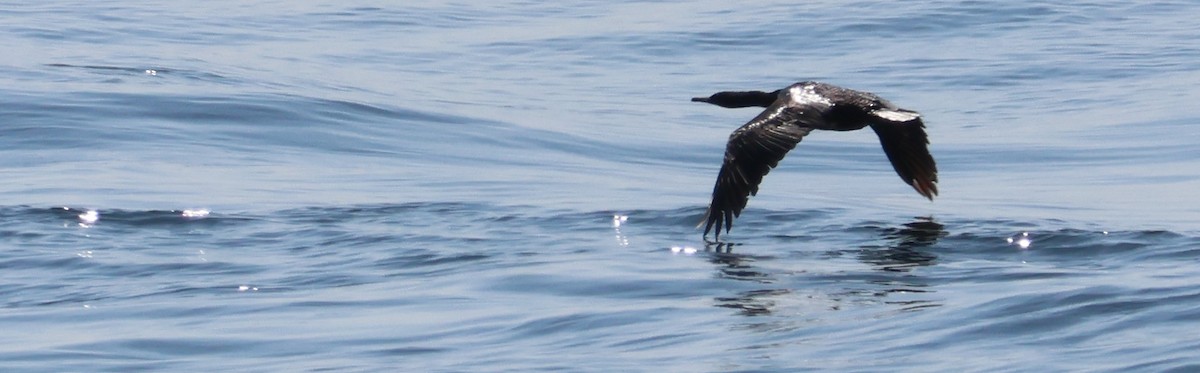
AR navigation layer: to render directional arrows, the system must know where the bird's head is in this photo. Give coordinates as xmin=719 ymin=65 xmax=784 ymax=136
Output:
xmin=691 ymin=90 xmax=780 ymax=109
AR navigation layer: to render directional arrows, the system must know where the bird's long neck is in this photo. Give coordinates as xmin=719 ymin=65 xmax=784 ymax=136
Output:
xmin=707 ymin=90 xmax=780 ymax=108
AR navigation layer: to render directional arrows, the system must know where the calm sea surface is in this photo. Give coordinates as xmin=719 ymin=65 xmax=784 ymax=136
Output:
xmin=3 ymin=1 xmax=1199 ymax=372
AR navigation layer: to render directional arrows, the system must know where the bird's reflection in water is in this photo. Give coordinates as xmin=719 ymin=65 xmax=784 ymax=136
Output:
xmin=707 ymin=249 xmax=772 ymax=283
xmin=708 ymin=217 xmax=947 ymax=317
xmin=705 ymin=242 xmax=788 ymax=315
xmin=715 ymin=289 xmax=790 ymax=316
xmin=851 ymin=216 xmax=945 ymax=312
xmin=858 ymin=216 xmax=945 ymax=272
xmin=703 ymin=240 xmax=737 ymax=253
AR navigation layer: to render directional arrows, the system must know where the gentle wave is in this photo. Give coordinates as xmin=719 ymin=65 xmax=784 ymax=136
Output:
xmin=5 ymin=202 xmax=1198 ymax=371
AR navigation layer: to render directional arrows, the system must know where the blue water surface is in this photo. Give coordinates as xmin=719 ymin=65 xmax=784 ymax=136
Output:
xmin=3 ymin=1 xmax=1199 ymax=372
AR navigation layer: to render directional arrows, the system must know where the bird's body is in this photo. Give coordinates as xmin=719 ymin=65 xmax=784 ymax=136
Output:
xmin=693 ymin=81 xmax=938 ymax=239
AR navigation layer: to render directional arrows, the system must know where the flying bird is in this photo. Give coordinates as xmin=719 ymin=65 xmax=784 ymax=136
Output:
xmin=693 ymin=81 xmax=938 ymax=239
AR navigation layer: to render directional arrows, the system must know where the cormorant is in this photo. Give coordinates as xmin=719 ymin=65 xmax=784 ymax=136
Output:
xmin=693 ymin=81 xmax=938 ymax=239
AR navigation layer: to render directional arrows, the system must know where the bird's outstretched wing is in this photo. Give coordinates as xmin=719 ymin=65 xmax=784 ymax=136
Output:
xmin=702 ymin=103 xmax=816 ymax=239
xmin=868 ymin=109 xmax=938 ymax=199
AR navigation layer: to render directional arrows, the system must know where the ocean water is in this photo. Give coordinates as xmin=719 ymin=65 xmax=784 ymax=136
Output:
xmin=2 ymin=1 xmax=1199 ymax=371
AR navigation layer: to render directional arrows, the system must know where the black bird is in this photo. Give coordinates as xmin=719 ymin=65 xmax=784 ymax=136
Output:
xmin=693 ymin=81 xmax=938 ymax=239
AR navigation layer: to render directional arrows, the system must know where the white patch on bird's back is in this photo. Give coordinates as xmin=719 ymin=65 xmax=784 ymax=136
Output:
xmin=873 ymin=109 xmax=920 ymax=122
xmin=788 ymin=84 xmax=832 ymax=106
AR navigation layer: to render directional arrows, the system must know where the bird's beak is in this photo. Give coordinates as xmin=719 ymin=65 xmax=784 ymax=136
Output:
xmin=691 ymin=97 xmax=709 ymax=103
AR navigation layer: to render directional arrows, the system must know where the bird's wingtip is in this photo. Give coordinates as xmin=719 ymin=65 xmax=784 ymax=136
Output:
xmin=912 ymin=178 xmax=938 ymax=201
